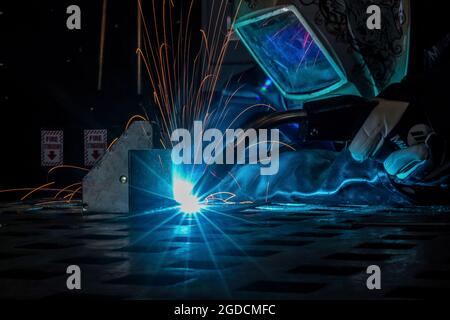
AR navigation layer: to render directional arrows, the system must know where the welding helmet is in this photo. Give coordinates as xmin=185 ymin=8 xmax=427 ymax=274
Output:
xmin=233 ymin=0 xmax=411 ymax=101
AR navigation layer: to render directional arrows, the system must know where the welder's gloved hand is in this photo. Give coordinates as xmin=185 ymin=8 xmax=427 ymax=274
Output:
xmin=349 ymin=99 xmax=436 ymax=183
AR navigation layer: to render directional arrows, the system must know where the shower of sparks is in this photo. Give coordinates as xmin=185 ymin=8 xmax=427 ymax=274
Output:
xmin=125 ymin=114 xmax=149 ymax=130
xmin=136 ymin=0 xmax=252 ymax=145
xmin=53 ymin=182 xmax=83 ymax=199
xmin=47 ymin=165 xmax=89 ymax=175
xmin=133 ymin=0 xmax=284 ymax=201
xmin=20 ymin=182 xmax=56 ymax=201
xmin=107 ymin=138 xmax=119 ymax=150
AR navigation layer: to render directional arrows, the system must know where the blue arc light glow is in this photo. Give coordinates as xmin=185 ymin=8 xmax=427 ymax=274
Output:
xmin=172 ymin=177 xmax=202 ymax=214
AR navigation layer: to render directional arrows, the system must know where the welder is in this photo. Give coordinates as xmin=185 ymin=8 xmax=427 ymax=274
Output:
xmin=195 ymin=0 xmax=450 ymax=205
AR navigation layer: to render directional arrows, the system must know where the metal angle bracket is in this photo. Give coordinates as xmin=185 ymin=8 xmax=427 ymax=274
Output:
xmin=82 ymin=121 xmax=153 ymax=213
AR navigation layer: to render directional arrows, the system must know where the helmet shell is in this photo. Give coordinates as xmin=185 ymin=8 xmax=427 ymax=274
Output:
xmin=234 ymin=0 xmax=411 ymax=100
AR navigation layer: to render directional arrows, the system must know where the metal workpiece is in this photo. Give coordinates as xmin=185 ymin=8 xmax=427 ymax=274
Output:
xmin=82 ymin=121 xmax=153 ymax=213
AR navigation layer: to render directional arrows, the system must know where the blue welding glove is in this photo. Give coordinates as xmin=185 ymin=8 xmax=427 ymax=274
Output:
xmin=349 ymin=98 xmax=447 ymax=185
